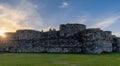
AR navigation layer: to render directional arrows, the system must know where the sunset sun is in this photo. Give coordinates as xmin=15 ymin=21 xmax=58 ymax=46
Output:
xmin=0 ymin=30 xmax=7 ymax=37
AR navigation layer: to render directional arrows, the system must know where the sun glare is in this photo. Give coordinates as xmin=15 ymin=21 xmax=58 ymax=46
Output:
xmin=0 ymin=30 xmax=7 ymax=38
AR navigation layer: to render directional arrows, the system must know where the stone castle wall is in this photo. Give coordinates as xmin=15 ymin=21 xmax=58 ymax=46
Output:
xmin=2 ymin=38 xmax=81 ymax=53
xmin=60 ymin=24 xmax=86 ymax=37
xmin=0 ymin=23 xmax=120 ymax=54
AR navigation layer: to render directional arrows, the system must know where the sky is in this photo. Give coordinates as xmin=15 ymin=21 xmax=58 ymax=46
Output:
xmin=0 ymin=0 xmax=120 ymax=36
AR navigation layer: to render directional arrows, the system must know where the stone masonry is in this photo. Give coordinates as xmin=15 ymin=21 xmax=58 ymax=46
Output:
xmin=0 ymin=23 xmax=119 ymax=54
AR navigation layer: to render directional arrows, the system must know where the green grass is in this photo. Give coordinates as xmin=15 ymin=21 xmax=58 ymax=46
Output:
xmin=0 ymin=53 xmax=119 ymax=66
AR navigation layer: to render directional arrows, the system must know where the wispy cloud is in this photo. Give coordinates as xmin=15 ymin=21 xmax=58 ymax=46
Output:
xmin=60 ymin=2 xmax=69 ymax=8
xmin=112 ymin=32 xmax=120 ymax=37
xmin=0 ymin=0 xmax=43 ymax=32
xmin=71 ymin=16 xmax=88 ymax=24
xmin=90 ymin=15 xmax=120 ymax=29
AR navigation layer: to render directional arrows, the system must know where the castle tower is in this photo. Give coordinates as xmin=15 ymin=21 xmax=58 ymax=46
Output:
xmin=60 ymin=23 xmax=86 ymax=37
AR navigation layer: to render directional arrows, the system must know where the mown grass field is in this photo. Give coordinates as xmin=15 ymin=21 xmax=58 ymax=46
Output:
xmin=0 ymin=53 xmax=119 ymax=66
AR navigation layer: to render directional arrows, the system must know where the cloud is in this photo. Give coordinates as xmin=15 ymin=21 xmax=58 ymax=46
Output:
xmin=90 ymin=15 xmax=120 ymax=29
xmin=60 ymin=2 xmax=69 ymax=8
xmin=0 ymin=0 xmax=43 ymax=32
xmin=70 ymin=16 xmax=88 ymax=24
xmin=112 ymin=32 xmax=120 ymax=37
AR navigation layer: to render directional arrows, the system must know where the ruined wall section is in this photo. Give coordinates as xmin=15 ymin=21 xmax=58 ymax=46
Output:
xmin=0 ymin=32 xmax=16 ymax=52
xmin=15 ymin=30 xmax=42 ymax=40
xmin=81 ymin=28 xmax=113 ymax=54
xmin=15 ymin=29 xmax=60 ymax=40
xmin=100 ymin=31 xmax=113 ymax=52
xmin=7 ymin=38 xmax=81 ymax=53
xmin=43 ymin=29 xmax=59 ymax=38
xmin=112 ymin=36 xmax=120 ymax=52
xmin=0 ymin=23 xmax=119 ymax=54
xmin=4 ymin=32 xmax=16 ymax=40
xmin=60 ymin=24 xmax=86 ymax=37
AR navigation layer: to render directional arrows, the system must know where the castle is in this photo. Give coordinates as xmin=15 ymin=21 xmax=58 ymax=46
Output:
xmin=0 ymin=23 xmax=120 ymax=54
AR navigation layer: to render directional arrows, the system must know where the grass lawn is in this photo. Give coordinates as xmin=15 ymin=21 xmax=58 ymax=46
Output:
xmin=0 ymin=53 xmax=119 ymax=66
